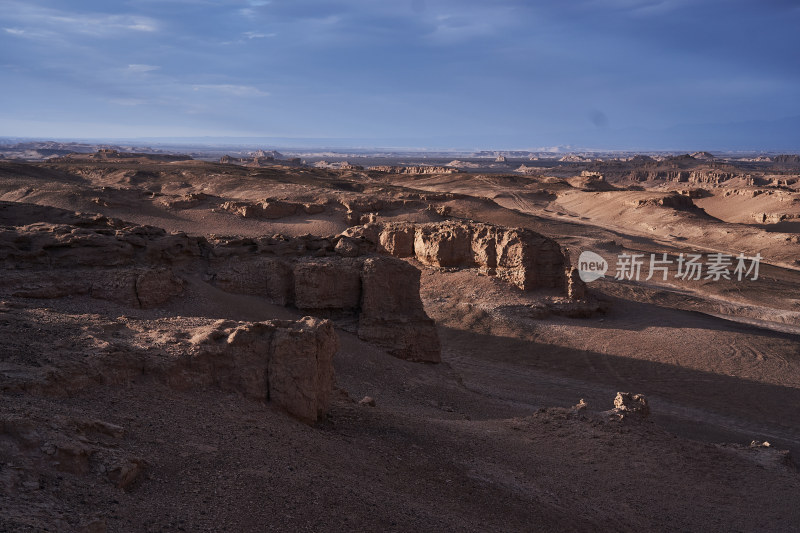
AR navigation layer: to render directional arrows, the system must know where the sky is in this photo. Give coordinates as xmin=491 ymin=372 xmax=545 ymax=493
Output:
xmin=0 ymin=0 xmax=799 ymax=151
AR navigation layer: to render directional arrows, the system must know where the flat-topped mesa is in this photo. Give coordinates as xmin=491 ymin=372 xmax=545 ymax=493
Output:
xmin=628 ymin=169 xmax=738 ymax=185
xmin=367 ymin=165 xmax=458 ymax=174
xmin=343 ymin=221 xmax=585 ymax=298
xmin=219 ymin=154 xmax=302 ymax=167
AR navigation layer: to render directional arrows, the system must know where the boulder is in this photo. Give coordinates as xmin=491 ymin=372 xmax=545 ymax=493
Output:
xmin=612 ymin=392 xmax=650 ymax=420
xmin=334 ymin=236 xmax=361 ymax=257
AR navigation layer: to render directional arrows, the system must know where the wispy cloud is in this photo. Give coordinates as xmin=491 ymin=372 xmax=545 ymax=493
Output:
xmin=192 ymin=84 xmax=269 ymax=97
xmin=0 ymin=2 xmax=159 ymax=39
xmin=422 ymin=5 xmax=520 ymax=45
xmin=243 ymin=31 xmax=275 ymax=39
xmin=48 ymin=13 xmax=158 ymax=35
xmin=580 ymin=0 xmax=689 ymax=15
xmin=239 ymin=0 xmax=272 ymax=18
xmin=127 ymin=64 xmax=160 ymax=73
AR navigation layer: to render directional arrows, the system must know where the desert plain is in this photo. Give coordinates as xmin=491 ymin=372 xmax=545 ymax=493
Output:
xmin=1 ymin=146 xmax=800 ymax=531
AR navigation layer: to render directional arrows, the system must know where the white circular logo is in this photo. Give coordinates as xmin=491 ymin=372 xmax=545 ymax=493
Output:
xmin=578 ymin=251 xmax=608 ymax=282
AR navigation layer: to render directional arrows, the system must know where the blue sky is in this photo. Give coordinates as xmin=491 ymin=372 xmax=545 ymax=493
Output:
xmin=1 ymin=0 xmax=798 ymax=150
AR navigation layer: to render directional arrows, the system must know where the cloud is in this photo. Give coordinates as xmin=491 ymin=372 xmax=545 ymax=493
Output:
xmin=0 ymin=2 xmax=159 ymax=39
xmin=243 ymin=31 xmax=275 ymax=39
xmin=46 ymin=14 xmax=158 ymax=35
xmin=578 ymin=0 xmax=690 ymax=16
xmin=422 ymin=5 xmax=521 ymax=44
xmin=428 ymin=15 xmax=495 ymax=43
xmin=239 ymin=0 xmax=272 ymax=17
xmin=127 ymin=64 xmax=160 ymax=73
xmin=192 ymin=84 xmax=269 ymax=97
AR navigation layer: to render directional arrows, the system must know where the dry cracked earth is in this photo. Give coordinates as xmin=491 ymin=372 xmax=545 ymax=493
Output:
xmin=1 ymin=152 xmax=799 ymax=532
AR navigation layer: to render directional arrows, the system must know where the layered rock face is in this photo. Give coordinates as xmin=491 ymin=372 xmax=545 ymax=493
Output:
xmin=292 ymin=258 xmax=362 ymax=311
xmin=628 ymin=169 xmax=737 ymax=185
xmin=182 ymin=318 xmax=337 ymax=422
xmin=0 ymin=202 xmax=441 ymax=363
xmin=358 ymin=258 xmax=441 ymax=362
xmin=345 ymin=221 xmax=579 ymax=295
xmin=0 ymin=214 xmax=192 ymax=307
xmin=210 ymin=250 xmax=441 ymax=362
xmin=0 ymin=308 xmax=337 ymax=423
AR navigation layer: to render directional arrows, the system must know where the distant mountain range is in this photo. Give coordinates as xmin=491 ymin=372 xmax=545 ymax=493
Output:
xmin=2 ymin=114 xmax=798 ymax=154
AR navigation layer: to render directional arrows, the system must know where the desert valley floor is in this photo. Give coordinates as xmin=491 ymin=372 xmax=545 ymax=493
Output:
xmin=1 ymin=152 xmax=800 ymax=531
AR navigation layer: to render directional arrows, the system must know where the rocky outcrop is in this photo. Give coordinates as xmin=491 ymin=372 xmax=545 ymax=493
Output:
xmin=314 ymin=161 xmax=364 ymax=171
xmin=344 ymin=221 xmax=578 ymax=295
xmin=159 ymin=192 xmax=211 ymax=209
xmin=293 ymin=258 xmax=362 ymax=311
xmin=565 ymin=267 xmax=586 ymax=300
xmin=447 ymin=160 xmax=481 ymax=169
xmin=379 ymin=224 xmax=415 ymax=257
xmin=183 ymin=318 xmax=337 ymax=422
xmin=629 ymin=169 xmax=738 ymax=185
xmin=1 ymin=312 xmax=337 ymax=423
xmin=630 ymin=193 xmax=697 ymax=209
xmin=774 ymin=154 xmax=800 ymax=165
xmin=367 ymin=165 xmax=457 ymax=174
xmin=0 ymin=213 xmax=196 ymax=307
xmin=676 ymin=188 xmax=709 ymax=199
xmin=610 ymin=392 xmax=650 ymax=420
xmin=414 ymin=224 xmax=473 ymax=268
xmin=358 ymin=258 xmax=441 ymax=362
xmin=208 ymin=251 xmax=441 ymax=362
xmin=5 ymin=266 xmax=184 ymax=308
xmin=0 ymin=202 xmax=441 ymax=362
xmin=218 ymin=199 xmax=326 ymax=219
xmin=752 ymin=212 xmax=800 ymax=224
xmin=212 ymin=256 xmax=295 ymax=306
xmin=219 ymin=154 xmax=300 ymax=167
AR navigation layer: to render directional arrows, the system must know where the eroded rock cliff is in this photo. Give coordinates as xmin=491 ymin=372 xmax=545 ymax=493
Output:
xmin=0 ymin=202 xmax=441 ymax=363
xmin=344 ymin=221 xmax=580 ymax=295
